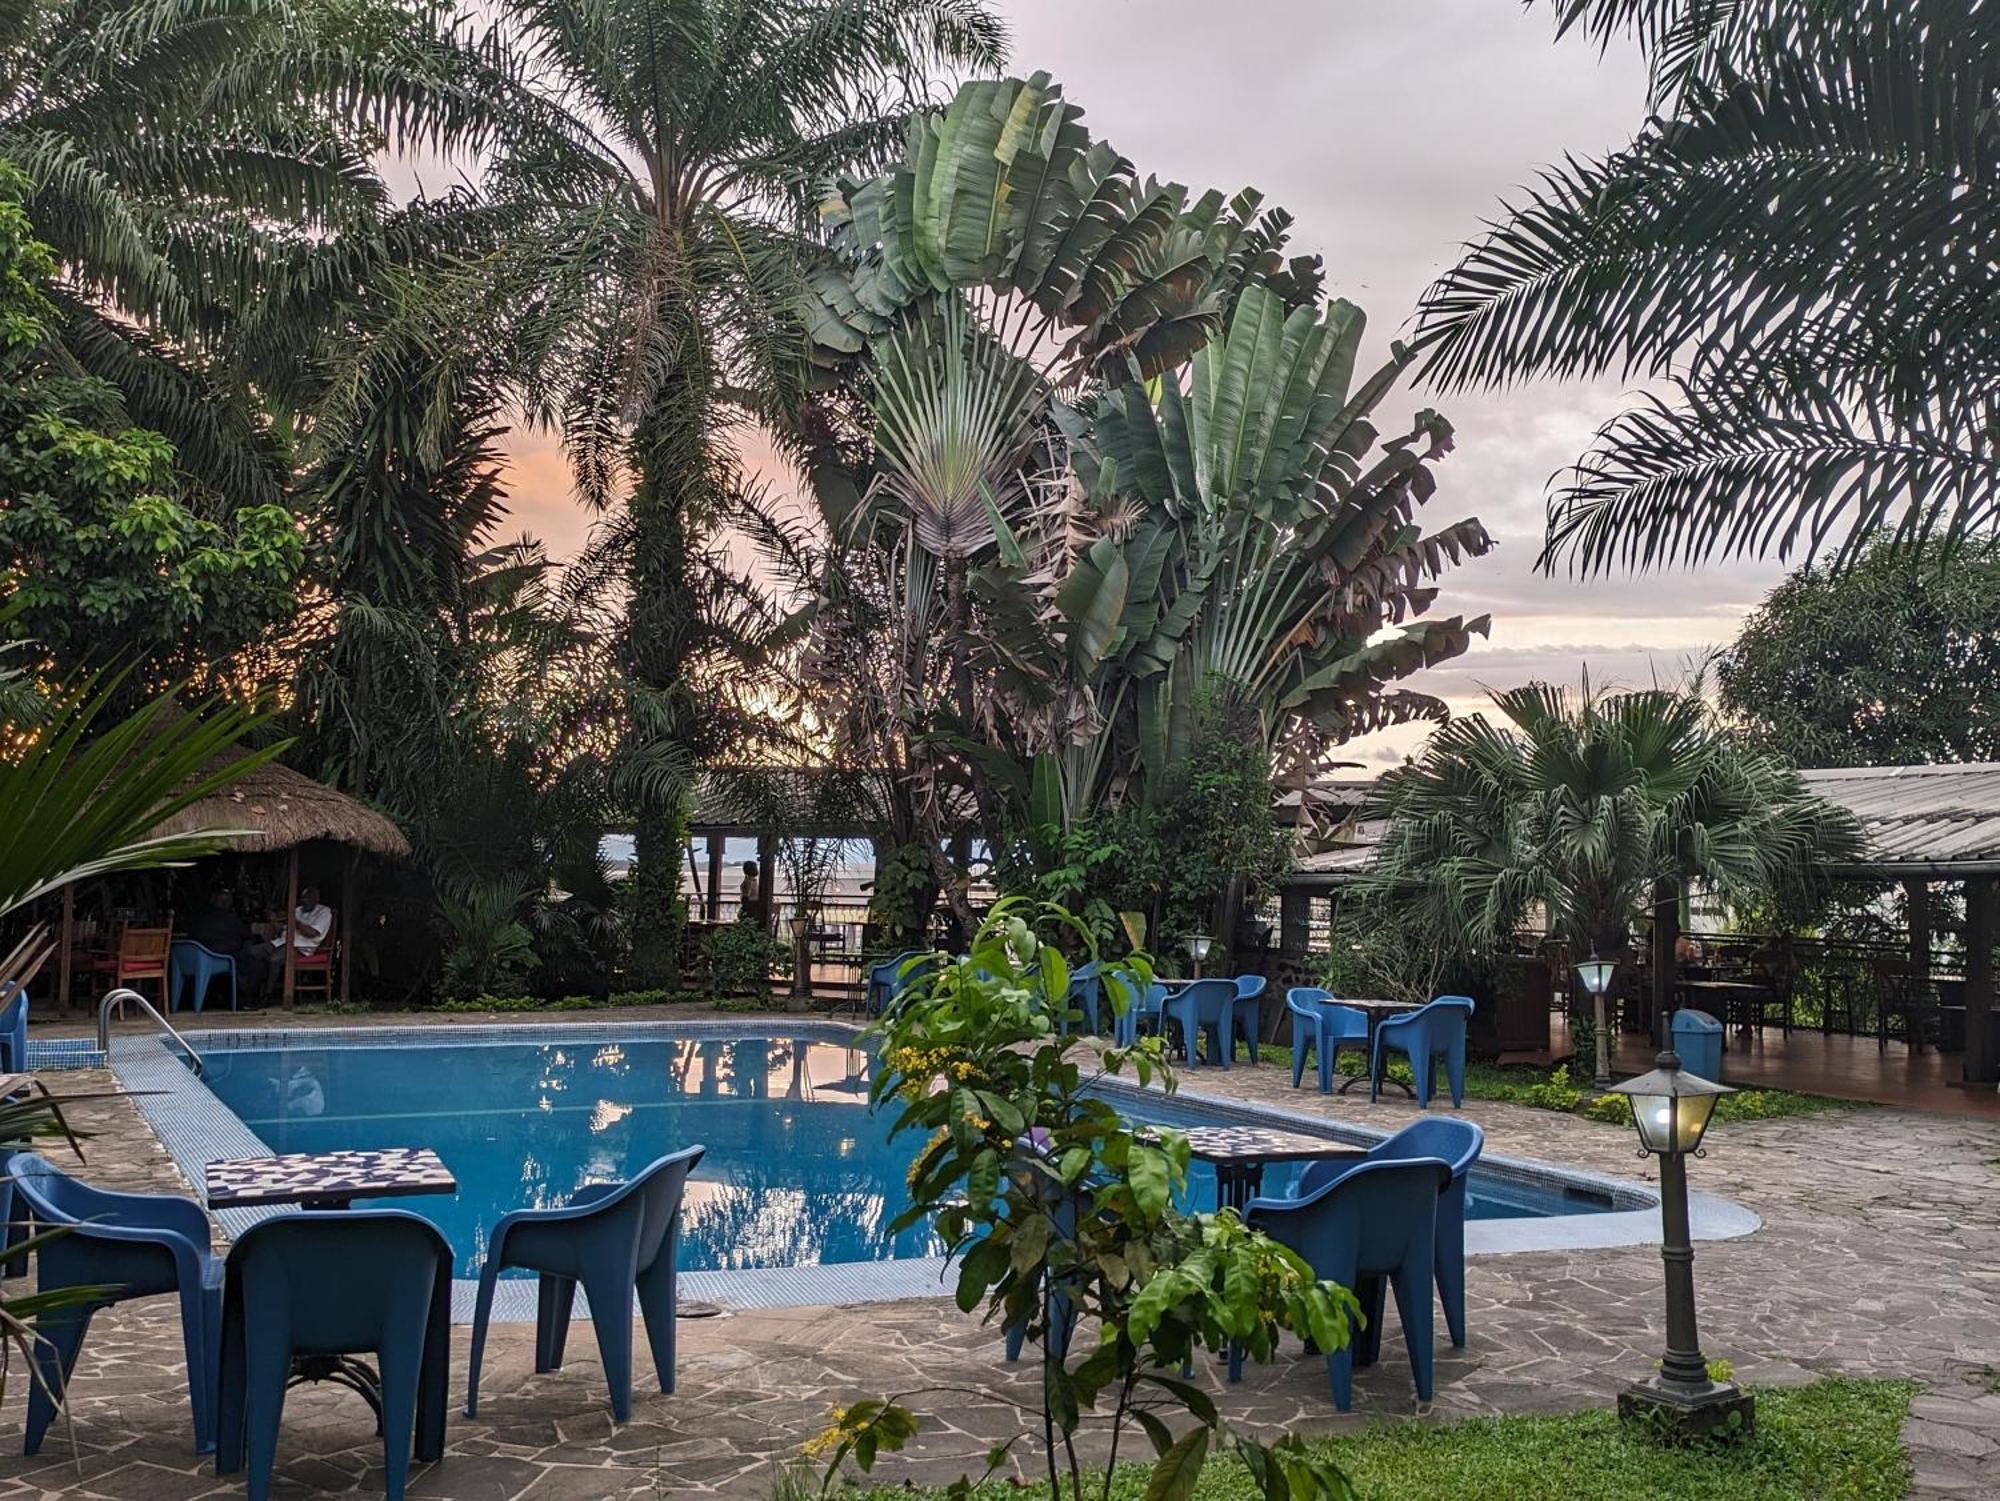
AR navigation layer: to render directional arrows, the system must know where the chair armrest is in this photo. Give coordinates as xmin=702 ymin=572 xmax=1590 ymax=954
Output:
xmin=58 ymin=1182 xmax=212 ymax=1251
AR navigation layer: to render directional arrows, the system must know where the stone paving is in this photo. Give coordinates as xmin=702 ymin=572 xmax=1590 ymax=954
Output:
xmin=2 ymin=1011 xmax=1998 ymax=1498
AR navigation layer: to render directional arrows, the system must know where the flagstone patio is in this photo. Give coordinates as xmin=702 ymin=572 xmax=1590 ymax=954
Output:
xmin=2 ymin=1016 xmax=1998 ymax=1499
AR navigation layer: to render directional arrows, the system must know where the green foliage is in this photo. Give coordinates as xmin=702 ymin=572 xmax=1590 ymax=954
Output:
xmin=702 ymin=923 xmax=784 ymax=1001
xmin=0 ymin=164 xmax=300 ymax=684
xmin=436 ymin=878 xmax=538 ymax=1001
xmin=854 ymin=1376 xmax=1916 ymax=1501
xmin=1417 ymin=0 xmax=1996 ymax=573
xmin=1357 ymin=678 xmax=1863 ymax=1083
xmin=1719 ymin=543 xmax=2000 ymax=768
xmin=816 ymin=899 xmax=1359 ymax=1501
xmin=435 ymin=988 xmax=678 ymax=1014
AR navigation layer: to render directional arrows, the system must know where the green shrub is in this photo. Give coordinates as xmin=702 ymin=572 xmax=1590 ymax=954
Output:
xmin=701 ymin=921 xmax=783 ymax=1000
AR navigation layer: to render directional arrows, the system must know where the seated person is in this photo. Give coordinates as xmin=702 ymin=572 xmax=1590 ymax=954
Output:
xmin=186 ymin=887 xmax=272 ymax=998
xmin=269 ymin=885 xmax=334 ymax=959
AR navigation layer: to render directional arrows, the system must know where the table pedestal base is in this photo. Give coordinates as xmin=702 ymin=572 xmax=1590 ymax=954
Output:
xmin=1335 ymin=1073 xmax=1415 ymax=1098
xmin=290 ymin=1354 xmax=384 ymax=1428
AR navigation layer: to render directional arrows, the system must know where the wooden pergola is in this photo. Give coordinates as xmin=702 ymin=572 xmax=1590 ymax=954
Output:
xmin=63 ymin=749 xmax=414 ymax=1006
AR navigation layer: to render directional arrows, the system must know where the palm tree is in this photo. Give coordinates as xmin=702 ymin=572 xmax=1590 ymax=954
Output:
xmin=476 ymin=0 xmax=1006 ymax=980
xmin=0 ymin=0 xmax=510 ymax=501
xmin=1356 ymin=679 xmax=1861 ymax=1085
xmin=1414 ymin=0 xmax=1997 ymax=574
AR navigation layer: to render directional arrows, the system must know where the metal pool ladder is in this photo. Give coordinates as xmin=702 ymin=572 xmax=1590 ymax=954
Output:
xmin=98 ymin=987 xmax=206 ymax=1078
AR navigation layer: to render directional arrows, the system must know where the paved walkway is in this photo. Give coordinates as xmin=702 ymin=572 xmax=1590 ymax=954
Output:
xmin=2 ymin=1014 xmax=1998 ymax=1497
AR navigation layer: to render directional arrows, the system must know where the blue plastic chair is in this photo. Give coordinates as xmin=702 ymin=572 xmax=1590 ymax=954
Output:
xmin=1064 ymin=960 xmax=1103 ymax=1034
xmin=1245 ymin=1157 xmax=1450 ymax=1409
xmin=867 ymin=951 xmax=938 ymax=1017
xmin=1230 ymin=975 xmax=1267 ymax=1062
xmin=1167 ymin=978 xmax=1239 ymax=1067
xmin=170 ymin=940 xmax=238 ymax=1014
xmin=466 ymin=1144 xmax=704 ymax=1422
xmin=1113 ymin=981 xmax=1168 ymax=1048
xmin=1286 ymin=987 xmax=1369 ymax=1093
xmin=10 ymin=1152 xmax=222 ymax=1455
xmin=1296 ymin=1118 xmax=1485 ymax=1348
xmin=216 ymin=1210 xmax=452 ymax=1501
xmin=0 ymin=985 xmax=26 ymax=1072
xmin=1371 ymin=995 xmax=1475 ymax=1108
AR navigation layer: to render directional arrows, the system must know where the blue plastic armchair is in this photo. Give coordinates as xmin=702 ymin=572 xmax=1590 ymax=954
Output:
xmin=1245 ymin=1157 xmax=1450 ymax=1409
xmin=1286 ymin=987 xmax=1369 ymax=1092
xmin=1296 ymin=1117 xmax=1485 ymax=1348
xmin=1113 ymin=981 xmax=1168 ymax=1048
xmin=11 ymin=1153 xmax=222 ymax=1455
xmin=216 ymin=1210 xmax=452 ymax=1501
xmin=170 ymin=940 xmax=238 ymax=1014
xmin=1167 ymin=978 xmax=1239 ymax=1067
xmin=466 ymin=1144 xmax=705 ymax=1422
xmin=1371 ymin=995 xmax=1475 ymax=1108
xmin=1230 ymin=975 xmax=1267 ymax=1063
xmin=1064 ymin=960 xmax=1103 ymax=1034
xmin=0 ymin=985 xmax=26 ymax=1073
xmin=867 ymin=951 xmax=938 ymax=1017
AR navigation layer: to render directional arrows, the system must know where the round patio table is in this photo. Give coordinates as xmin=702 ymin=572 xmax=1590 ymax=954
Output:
xmin=1331 ymin=997 xmax=1421 ymax=1096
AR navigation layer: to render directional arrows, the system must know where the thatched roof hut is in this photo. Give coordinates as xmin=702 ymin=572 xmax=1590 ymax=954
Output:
xmin=147 ymin=749 xmax=411 ymax=858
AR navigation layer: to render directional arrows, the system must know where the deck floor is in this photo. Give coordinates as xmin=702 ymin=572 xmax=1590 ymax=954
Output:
xmin=1554 ymin=1017 xmax=2000 ymax=1119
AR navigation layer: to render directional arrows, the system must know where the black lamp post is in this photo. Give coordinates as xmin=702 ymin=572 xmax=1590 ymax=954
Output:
xmin=1607 ymin=1049 xmax=1756 ymax=1440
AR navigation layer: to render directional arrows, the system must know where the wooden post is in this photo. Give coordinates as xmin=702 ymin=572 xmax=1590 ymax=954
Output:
xmin=1906 ymin=879 xmax=1932 ymax=974
xmin=282 ymin=848 xmax=298 ymax=1009
xmin=755 ymin=832 xmax=778 ymax=932
xmin=706 ymin=834 xmax=725 ymax=922
xmin=1964 ymin=876 xmax=1996 ymax=1084
xmin=58 ymin=883 xmax=74 ymax=1014
xmin=1652 ymin=877 xmax=1680 ymax=1047
xmin=340 ymin=854 xmax=355 ymax=1006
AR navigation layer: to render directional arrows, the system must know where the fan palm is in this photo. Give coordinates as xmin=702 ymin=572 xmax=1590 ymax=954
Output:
xmin=475 ymin=0 xmax=1004 ymax=979
xmin=1415 ymin=0 xmax=1998 ymax=574
xmin=1356 ymin=678 xmax=1860 ymax=1083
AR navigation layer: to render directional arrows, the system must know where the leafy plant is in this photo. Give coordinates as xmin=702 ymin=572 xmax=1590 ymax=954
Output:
xmin=436 ymin=878 xmax=538 ymax=1001
xmin=813 ymin=898 xmax=1360 ymax=1501
xmin=702 ymin=923 xmax=784 ymax=1002
xmin=1356 ymin=678 xmax=1861 ymax=1084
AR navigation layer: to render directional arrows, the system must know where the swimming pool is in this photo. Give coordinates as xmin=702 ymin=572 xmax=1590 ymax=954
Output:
xmin=193 ymin=1029 xmax=1618 ymax=1281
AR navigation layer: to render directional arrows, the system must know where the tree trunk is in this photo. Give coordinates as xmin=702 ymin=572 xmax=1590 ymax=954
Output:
xmin=622 ymin=347 xmax=713 ymax=988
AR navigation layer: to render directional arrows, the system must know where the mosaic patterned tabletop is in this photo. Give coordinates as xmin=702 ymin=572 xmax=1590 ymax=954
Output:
xmin=205 ymin=1146 xmax=457 ymax=1209
xmin=1169 ymin=1126 xmax=1371 ymax=1167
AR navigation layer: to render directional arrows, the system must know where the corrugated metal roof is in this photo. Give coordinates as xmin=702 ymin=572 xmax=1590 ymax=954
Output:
xmin=1799 ymin=763 xmax=2000 ymax=873
xmin=1285 ymin=763 xmax=2000 ymax=886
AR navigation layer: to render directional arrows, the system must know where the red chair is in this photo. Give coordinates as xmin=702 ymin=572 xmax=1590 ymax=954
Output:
xmin=106 ymin=926 xmax=171 ymax=1005
xmin=289 ymin=922 xmax=337 ymax=1005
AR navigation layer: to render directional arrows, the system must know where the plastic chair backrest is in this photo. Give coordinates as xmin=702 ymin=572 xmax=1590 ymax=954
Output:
xmin=1257 ymin=1158 xmax=1450 ymax=1273
xmin=1286 ymin=986 xmax=1332 ymax=1019
xmin=1372 ymin=1117 xmax=1484 ymax=1180
xmin=1178 ymin=977 xmax=1237 ymax=1018
xmin=12 ymin=1152 xmax=100 ymax=1221
xmin=1234 ymin=975 xmax=1268 ymax=1001
xmin=584 ymin=1146 xmax=704 ymax=1266
xmin=227 ymin=1209 xmax=449 ymax=1349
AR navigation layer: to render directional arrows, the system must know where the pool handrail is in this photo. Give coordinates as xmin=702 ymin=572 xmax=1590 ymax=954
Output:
xmin=98 ymin=986 xmax=206 ymax=1077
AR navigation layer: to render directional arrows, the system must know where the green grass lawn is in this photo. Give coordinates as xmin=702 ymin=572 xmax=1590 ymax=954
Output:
xmin=1247 ymin=1045 xmax=1862 ymax=1126
xmin=853 ymin=1379 xmax=1915 ymax=1501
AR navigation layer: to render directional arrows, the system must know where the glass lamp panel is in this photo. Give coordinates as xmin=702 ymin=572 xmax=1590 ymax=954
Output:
xmin=1633 ymin=1092 xmax=1678 ymax=1153
xmin=1675 ymin=1092 xmax=1719 ymax=1152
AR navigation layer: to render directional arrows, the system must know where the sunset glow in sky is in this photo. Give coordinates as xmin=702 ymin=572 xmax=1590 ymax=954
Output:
xmin=451 ymin=0 xmax=1794 ymax=771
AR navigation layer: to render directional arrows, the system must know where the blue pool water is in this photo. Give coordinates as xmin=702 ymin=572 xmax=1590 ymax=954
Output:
xmin=199 ymin=1033 xmax=1611 ymax=1279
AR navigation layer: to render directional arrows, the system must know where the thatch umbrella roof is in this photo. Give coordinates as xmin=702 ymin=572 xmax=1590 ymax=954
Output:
xmin=148 ymin=746 xmax=412 ymax=859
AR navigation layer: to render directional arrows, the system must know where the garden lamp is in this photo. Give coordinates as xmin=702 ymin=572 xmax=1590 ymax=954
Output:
xmin=788 ymin=911 xmax=814 ymax=1007
xmin=1606 ymin=1049 xmax=1754 ymax=1440
xmin=1185 ymin=933 xmax=1214 ymax=978
xmin=1573 ymin=951 xmax=1617 ymax=998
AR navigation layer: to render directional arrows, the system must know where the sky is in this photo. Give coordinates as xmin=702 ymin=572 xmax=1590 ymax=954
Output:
xmin=484 ymin=0 xmax=1794 ymax=773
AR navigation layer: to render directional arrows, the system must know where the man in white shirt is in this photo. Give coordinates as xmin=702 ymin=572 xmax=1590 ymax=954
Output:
xmin=271 ymin=885 xmax=334 ymax=957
